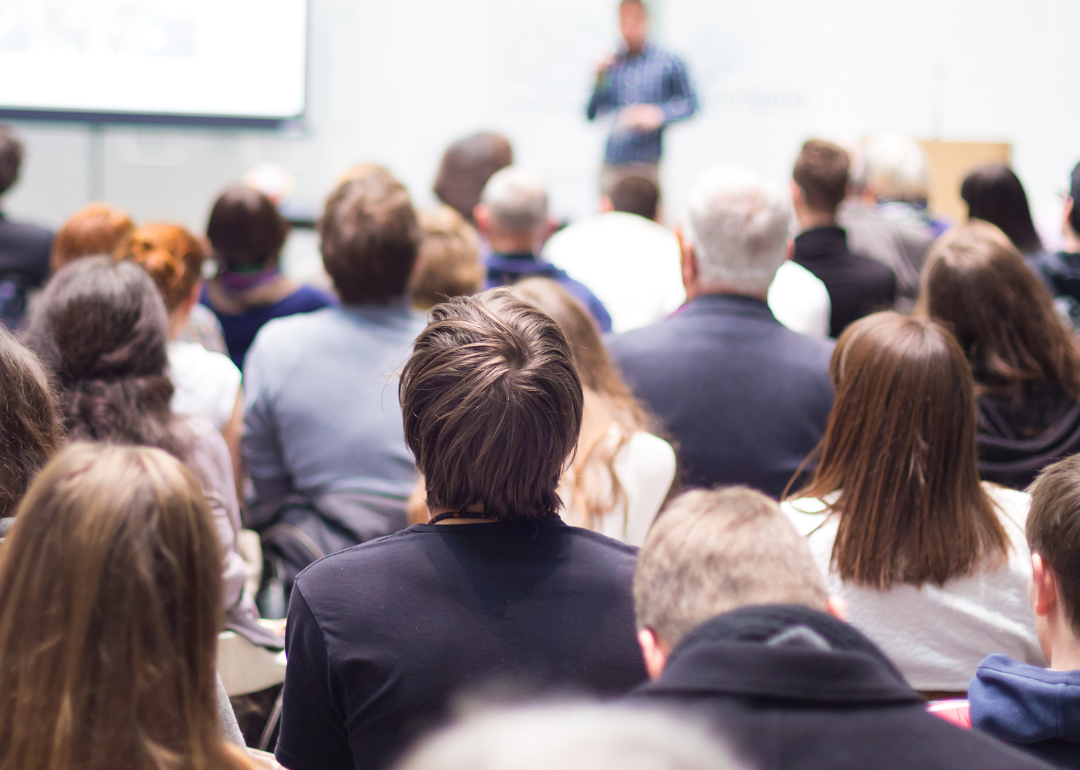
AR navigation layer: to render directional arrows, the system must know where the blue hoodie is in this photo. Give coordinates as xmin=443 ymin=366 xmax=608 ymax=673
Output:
xmin=970 ymin=653 xmax=1080 ymax=768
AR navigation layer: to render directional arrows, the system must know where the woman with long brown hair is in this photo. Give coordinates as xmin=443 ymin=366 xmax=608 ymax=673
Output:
xmin=782 ymin=312 xmax=1041 ymax=693
xmin=0 ymin=443 xmax=252 ymax=770
xmin=919 ymin=220 xmax=1080 ymax=489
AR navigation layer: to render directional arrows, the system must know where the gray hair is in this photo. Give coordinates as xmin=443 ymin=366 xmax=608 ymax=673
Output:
xmin=396 ymin=702 xmax=744 ymax=770
xmin=479 ymin=166 xmax=548 ymax=234
xmin=862 ymin=132 xmax=930 ymax=203
xmin=683 ymin=166 xmax=790 ymax=296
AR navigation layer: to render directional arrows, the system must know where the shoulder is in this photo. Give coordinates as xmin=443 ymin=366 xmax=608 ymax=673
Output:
xmin=285 ymin=284 xmax=336 ymax=311
xmin=985 ymin=484 xmax=1031 ymax=541
xmin=650 ymin=47 xmax=689 ymax=70
xmin=780 ymin=497 xmax=834 ymax=535
xmin=170 ymin=341 xmax=241 ymax=382
xmin=247 ymin=307 xmax=336 ymax=360
xmin=0 ymin=217 xmax=52 ymax=246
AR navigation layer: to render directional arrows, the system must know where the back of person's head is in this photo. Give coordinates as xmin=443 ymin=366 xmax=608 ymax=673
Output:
xmin=206 ymin=185 xmax=290 ymax=272
xmin=24 ymin=257 xmax=181 ymax=456
xmin=0 ymin=125 xmax=23 ymax=198
xmin=0 ymin=443 xmax=248 ymax=770
xmin=683 ymin=165 xmax=789 ymax=296
xmin=610 ymin=175 xmax=660 ymax=221
xmin=396 ymin=702 xmax=741 ymax=770
xmin=0 ymin=329 xmax=61 ymax=518
xmin=635 ymin=487 xmax=827 ymax=650
xmin=50 ymin=203 xmax=135 ymax=272
xmin=793 ymin=139 xmax=850 ymax=215
xmin=478 ymin=166 xmax=549 ymax=235
xmin=862 ymin=132 xmax=930 ymax=203
xmin=797 ymin=312 xmax=1008 ymax=588
xmin=1070 ymin=160 xmax=1080 ymax=235
xmin=400 ymin=289 xmax=583 ymax=521
xmin=412 ymin=206 xmax=482 ymax=311
xmin=118 ymin=223 xmax=207 ymax=313
xmin=919 ymin=220 xmax=1080 ymax=399
xmin=433 ymin=132 xmax=514 ymax=224
xmin=1027 ymin=454 xmax=1080 ymax=638
xmin=960 ymin=163 xmax=1043 ymax=254
xmin=319 ymin=167 xmax=421 ymax=304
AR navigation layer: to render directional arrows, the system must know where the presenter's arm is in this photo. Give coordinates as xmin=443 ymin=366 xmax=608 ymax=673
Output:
xmin=587 ymin=56 xmax=617 ymax=120
xmin=659 ymin=56 xmax=698 ymax=124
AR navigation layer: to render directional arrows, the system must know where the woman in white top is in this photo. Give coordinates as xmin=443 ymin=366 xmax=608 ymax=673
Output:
xmin=781 ymin=312 xmax=1043 ymax=694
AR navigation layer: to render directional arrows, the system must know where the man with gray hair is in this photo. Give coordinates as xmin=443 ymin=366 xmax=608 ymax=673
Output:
xmin=475 ymin=166 xmax=611 ymax=331
xmin=608 ymin=165 xmax=834 ymax=498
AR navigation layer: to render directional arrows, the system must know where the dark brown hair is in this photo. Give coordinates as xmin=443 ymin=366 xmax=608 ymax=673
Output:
xmin=960 ymin=163 xmax=1043 ymax=255
xmin=610 ymin=175 xmax=659 ymax=220
xmin=207 ymin=185 xmax=290 ymax=271
xmin=400 ymin=289 xmax=583 ymax=520
xmin=319 ymin=169 xmax=421 ymax=304
xmin=119 ymin=223 xmax=208 ymax=313
xmin=793 ymin=312 xmax=1009 ymax=588
xmin=918 ymin=220 xmax=1080 ymax=400
xmin=51 ymin=203 xmax=135 ymax=272
xmin=793 ymin=139 xmax=850 ymax=214
xmin=412 ymin=206 xmax=482 ymax=311
xmin=1027 ymin=454 xmax=1080 ymax=636
xmin=433 ymin=133 xmax=513 ymax=224
xmin=0 ymin=125 xmax=22 ymax=197
xmin=0 ymin=328 xmax=62 ymax=517
xmin=0 ymin=443 xmax=250 ymax=770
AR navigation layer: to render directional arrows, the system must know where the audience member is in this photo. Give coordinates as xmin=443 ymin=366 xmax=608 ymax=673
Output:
xmin=0 ymin=443 xmax=253 ymax=770
xmin=791 ymin=139 xmax=897 ymax=337
xmin=203 ymin=185 xmax=334 ymax=369
xmin=783 ymin=312 xmax=1042 ymax=693
xmin=0 ymin=125 xmax=51 ymax=329
xmin=432 ymin=131 xmax=513 ymax=225
xmin=961 ymin=163 xmax=1051 ymax=267
xmin=919 ymin=221 xmax=1080 ymax=489
xmin=275 ymin=291 xmax=647 ymax=770
xmin=476 ymin=166 xmax=612 ymax=331
xmin=411 ymin=205 xmax=483 ymax=310
xmin=243 ymin=168 xmax=425 ymax=542
xmin=50 ymin=202 xmax=134 ymax=272
xmin=969 ymin=455 xmax=1080 ymax=767
xmin=629 ymin=486 xmax=1050 ymax=770
xmin=1027 ymin=160 xmax=1080 ymax=326
xmin=397 ymin=703 xmax=742 ymax=770
xmin=507 ymin=277 xmax=675 ymax=545
xmin=608 ymin=165 xmax=834 ymax=498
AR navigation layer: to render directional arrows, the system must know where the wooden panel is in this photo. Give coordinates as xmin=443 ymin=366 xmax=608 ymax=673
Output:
xmin=919 ymin=140 xmax=1012 ymax=225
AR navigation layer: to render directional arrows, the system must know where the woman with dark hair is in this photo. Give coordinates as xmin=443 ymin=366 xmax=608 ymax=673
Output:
xmin=0 ymin=443 xmax=253 ymax=770
xmin=203 ymin=186 xmax=333 ymax=369
xmin=783 ymin=312 xmax=1041 ymax=694
xmin=919 ymin=221 xmax=1080 ymax=489
xmin=960 ymin=163 xmax=1050 ymax=265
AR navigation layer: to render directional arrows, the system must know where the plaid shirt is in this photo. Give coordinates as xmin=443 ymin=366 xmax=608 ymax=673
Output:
xmin=586 ymin=43 xmax=698 ymax=165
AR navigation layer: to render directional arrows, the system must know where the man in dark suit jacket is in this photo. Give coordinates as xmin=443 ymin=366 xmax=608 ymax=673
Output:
xmin=607 ymin=165 xmax=834 ymax=498
xmin=791 ymin=139 xmax=897 ymax=338
xmin=0 ymin=125 xmax=52 ymax=328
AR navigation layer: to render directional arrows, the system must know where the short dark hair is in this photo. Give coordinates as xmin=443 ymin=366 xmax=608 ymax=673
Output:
xmin=793 ymin=139 xmax=850 ymax=214
xmin=1068 ymin=161 xmax=1080 ymax=235
xmin=610 ymin=175 xmax=659 ymax=220
xmin=433 ymin=133 xmax=513 ymax=224
xmin=318 ymin=168 xmax=421 ymax=304
xmin=207 ymin=186 xmax=290 ymax=271
xmin=0 ymin=125 xmax=24 ymax=197
xmin=400 ymin=290 xmax=583 ymax=521
xmin=1028 ymin=454 xmax=1080 ymax=636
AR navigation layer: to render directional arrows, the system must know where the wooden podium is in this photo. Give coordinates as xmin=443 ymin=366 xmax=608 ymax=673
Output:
xmin=918 ymin=140 xmax=1012 ymax=225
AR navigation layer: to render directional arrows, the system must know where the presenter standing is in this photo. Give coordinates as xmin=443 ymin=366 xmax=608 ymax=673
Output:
xmin=587 ymin=0 xmax=698 ymax=194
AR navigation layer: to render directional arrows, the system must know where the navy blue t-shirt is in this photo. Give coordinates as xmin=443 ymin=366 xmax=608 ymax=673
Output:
xmin=275 ymin=518 xmax=647 ymax=770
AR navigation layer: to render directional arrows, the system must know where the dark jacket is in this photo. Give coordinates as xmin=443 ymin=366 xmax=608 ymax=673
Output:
xmin=793 ymin=226 xmax=898 ymax=337
xmin=485 ymin=252 xmax=612 ymax=332
xmin=0 ymin=212 xmax=52 ymax=328
xmin=970 ymin=654 xmax=1080 ymax=768
xmin=607 ymin=294 xmax=834 ymax=498
xmin=629 ymin=605 xmax=1053 ymax=770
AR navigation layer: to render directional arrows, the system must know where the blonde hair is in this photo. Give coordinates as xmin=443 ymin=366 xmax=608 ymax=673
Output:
xmin=412 ymin=206 xmax=482 ymax=311
xmin=119 ymin=223 xmax=207 ymax=312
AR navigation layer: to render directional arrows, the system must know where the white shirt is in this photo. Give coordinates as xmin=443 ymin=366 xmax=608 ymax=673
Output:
xmin=782 ymin=485 xmax=1044 ymax=691
xmin=168 ymin=340 xmax=242 ymax=431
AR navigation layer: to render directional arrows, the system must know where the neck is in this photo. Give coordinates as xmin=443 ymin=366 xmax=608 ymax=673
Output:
xmin=428 ymin=503 xmax=495 ymax=525
xmin=488 ymin=232 xmax=537 ymax=255
xmin=167 ymin=309 xmax=190 ymax=342
xmin=1045 ymin=614 xmax=1080 ymax=671
xmin=688 ymin=282 xmax=769 ymax=303
xmin=797 ymin=210 xmax=837 ymax=230
xmin=1064 ymin=229 xmax=1080 ymax=254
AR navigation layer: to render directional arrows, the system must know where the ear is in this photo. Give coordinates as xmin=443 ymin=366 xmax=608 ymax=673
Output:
xmin=676 ymin=227 xmax=699 ymax=299
xmin=1063 ymin=198 xmax=1076 ymax=236
xmin=790 ymin=180 xmax=805 ymax=207
xmin=637 ymin=628 xmax=669 ymax=680
xmin=786 ymin=236 xmax=795 ymax=262
xmin=542 ymin=216 xmax=560 ymax=244
xmin=473 ymin=204 xmax=492 ymax=235
xmin=599 ymin=195 xmax=615 ymax=214
xmin=1031 ymin=552 xmax=1057 ymax=618
xmin=826 ymin=595 xmax=847 ymax=621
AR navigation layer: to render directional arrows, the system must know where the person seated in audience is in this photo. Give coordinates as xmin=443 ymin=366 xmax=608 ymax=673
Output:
xmin=629 ymin=486 xmax=1049 ymax=770
xmin=275 ymin=290 xmax=647 ymax=770
xmin=608 ymin=165 xmax=834 ymax=498
xmin=476 ymin=166 xmax=612 ymax=331
xmin=23 ymin=257 xmax=274 ymax=648
xmin=968 ymin=454 xmax=1080 ymax=767
xmin=432 ymin=131 xmax=513 ymax=227
xmin=411 ymin=205 xmax=483 ymax=311
xmin=961 ymin=163 xmax=1051 ymax=270
xmin=1027 ymin=160 xmax=1080 ymax=327
xmin=0 ymin=443 xmax=254 ymax=770
xmin=919 ymin=221 xmax=1080 ymax=489
xmin=203 ymin=185 xmax=334 ymax=370
xmin=0 ymin=125 xmax=52 ymax=329
xmin=544 ymin=174 xmax=831 ymax=336
xmin=783 ymin=312 xmax=1042 ymax=695
xmin=791 ymin=139 xmax=897 ymax=337
xmin=50 ymin=202 xmax=134 ymax=272
xmin=243 ymin=167 xmax=426 ymax=540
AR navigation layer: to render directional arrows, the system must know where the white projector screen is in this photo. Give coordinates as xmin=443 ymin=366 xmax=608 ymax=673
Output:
xmin=0 ymin=0 xmax=307 ymax=126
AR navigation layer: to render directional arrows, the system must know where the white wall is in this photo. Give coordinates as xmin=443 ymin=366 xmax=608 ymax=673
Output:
xmin=5 ymin=0 xmax=1079 ymax=251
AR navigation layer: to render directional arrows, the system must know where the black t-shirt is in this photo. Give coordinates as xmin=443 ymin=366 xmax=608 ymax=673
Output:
xmin=275 ymin=518 xmax=647 ymax=770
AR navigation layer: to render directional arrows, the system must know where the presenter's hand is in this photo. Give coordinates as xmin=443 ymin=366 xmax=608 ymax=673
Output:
xmin=618 ymin=104 xmax=665 ymax=133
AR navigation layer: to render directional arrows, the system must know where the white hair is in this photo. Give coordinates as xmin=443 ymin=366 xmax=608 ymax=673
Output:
xmin=862 ymin=132 xmax=929 ymax=202
xmin=480 ymin=166 xmax=549 ymax=234
xmin=683 ymin=165 xmax=790 ymax=296
xmin=396 ymin=702 xmax=743 ymax=770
